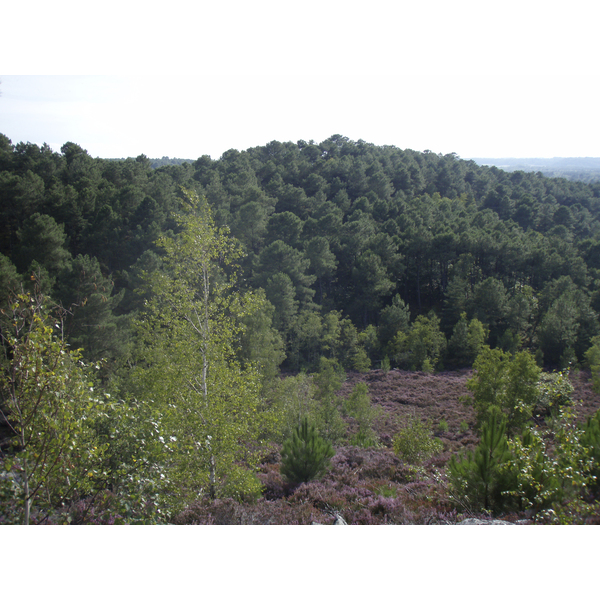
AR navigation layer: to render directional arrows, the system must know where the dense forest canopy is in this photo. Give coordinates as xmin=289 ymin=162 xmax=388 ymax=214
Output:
xmin=2 ymin=132 xmax=599 ymax=372
xmin=2 ymin=132 xmax=600 ymax=525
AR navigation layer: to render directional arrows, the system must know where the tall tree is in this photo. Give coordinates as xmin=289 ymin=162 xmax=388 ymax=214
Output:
xmin=133 ymin=190 xmax=268 ymax=508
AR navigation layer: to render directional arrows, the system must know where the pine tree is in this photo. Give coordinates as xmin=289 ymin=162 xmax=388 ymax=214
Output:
xmin=448 ymin=411 xmax=515 ymax=513
xmin=280 ymin=418 xmax=335 ymax=484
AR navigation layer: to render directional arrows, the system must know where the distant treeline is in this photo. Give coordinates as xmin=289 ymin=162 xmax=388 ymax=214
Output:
xmin=471 ymin=157 xmax=600 ymax=183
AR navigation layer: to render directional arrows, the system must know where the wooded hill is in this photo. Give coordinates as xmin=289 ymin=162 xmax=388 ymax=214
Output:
xmin=2 ymin=132 xmax=599 ymax=374
xmin=3 ymin=133 xmax=600 ymax=525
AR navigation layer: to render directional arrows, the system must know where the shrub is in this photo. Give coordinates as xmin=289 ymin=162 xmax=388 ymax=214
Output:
xmin=280 ymin=418 xmax=335 ymax=485
xmin=343 ymin=382 xmax=381 ymax=448
xmin=392 ymin=416 xmax=443 ymax=465
xmin=381 ymin=355 xmax=391 ymax=373
xmin=464 ymin=346 xmax=541 ymax=434
xmin=534 ymin=368 xmax=574 ymax=418
xmin=584 ymin=336 xmax=600 ymax=393
xmin=503 ymin=403 xmax=596 ymax=518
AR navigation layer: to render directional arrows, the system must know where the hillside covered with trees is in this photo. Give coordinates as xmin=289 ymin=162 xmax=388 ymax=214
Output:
xmin=2 ymin=133 xmax=600 ymax=524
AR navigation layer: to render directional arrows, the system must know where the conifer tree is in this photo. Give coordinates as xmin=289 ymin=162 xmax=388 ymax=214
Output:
xmin=448 ymin=411 xmax=515 ymax=513
xmin=280 ymin=418 xmax=335 ymax=484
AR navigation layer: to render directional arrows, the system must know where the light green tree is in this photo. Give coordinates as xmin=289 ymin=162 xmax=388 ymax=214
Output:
xmin=464 ymin=347 xmax=541 ymax=434
xmin=133 ymin=189 xmax=268 ymax=509
xmin=393 ymin=312 xmax=447 ymax=371
xmin=393 ymin=414 xmax=442 ymax=465
xmin=447 ymin=312 xmax=487 ymax=367
xmin=448 ymin=412 xmax=515 ymax=513
xmin=0 ymin=289 xmax=106 ymax=524
xmin=584 ymin=335 xmax=600 ymax=393
xmin=312 ymin=357 xmax=347 ymax=444
xmin=343 ymin=382 xmax=381 ymax=447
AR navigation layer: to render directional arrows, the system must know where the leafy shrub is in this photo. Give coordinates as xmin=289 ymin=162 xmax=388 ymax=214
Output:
xmin=343 ymin=382 xmax=381 ymax=447
xmin=280 ymin=418 xmax=335 ymax=484
xmin=534 ymin=368 xmax=574 ymax=418
xmin=580 ymin=409 xmax=600 ymax=488
xmin=219 ymin=465 xmax=263 ymax=503
xmin=584 ymin=336 xmax=600 ymax=393
xmin=381 ymin=356 xmax=391 ymax=373
xmin=437 ymin=419 xmax=449 ymax=433
xmin=464 ymin=346 xmax=541 ymax=434
xmin=503 ymin=403 xmax=596 ymax=517
xmin=313 ymin=358 xmax=347 ymax=444
xmin=392 ymin=416 xmax=443 ymax=465
xmin=393 ymin=312 xmax=447 ymax=372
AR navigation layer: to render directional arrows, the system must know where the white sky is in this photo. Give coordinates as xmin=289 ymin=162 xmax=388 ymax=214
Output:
xmin=1 ymin=0 xmax=599 ymax=160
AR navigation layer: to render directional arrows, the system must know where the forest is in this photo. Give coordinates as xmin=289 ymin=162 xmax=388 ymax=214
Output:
xmin=1 ymin=132 xmax=600 ymax=524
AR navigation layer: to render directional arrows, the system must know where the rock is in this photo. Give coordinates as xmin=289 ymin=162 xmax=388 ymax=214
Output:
xmin=457 ymin=518 xmax=515 ymax=525
xmin=333 ymin=513 xmax=347 ymax=525
xmin=311 ymin=513 xmax=348 ymax=524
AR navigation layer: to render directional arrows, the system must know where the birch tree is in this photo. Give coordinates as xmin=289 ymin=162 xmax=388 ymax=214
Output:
xmin=133 ymin=190 xmax=268 ymax=509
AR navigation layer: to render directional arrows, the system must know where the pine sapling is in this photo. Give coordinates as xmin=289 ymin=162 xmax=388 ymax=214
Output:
xmin=280 ymin=418 xmax=335 ymax=484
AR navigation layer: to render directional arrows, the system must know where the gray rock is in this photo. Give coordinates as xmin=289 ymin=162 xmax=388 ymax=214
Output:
xmin=457 ymin=518 xmax=515 ymax=525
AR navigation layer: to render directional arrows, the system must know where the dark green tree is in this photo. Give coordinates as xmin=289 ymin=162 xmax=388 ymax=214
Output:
xmin=280 ymin=417 xmax=335 ymax=484
xmin=16 ymin=212 xmax=72 ymax=277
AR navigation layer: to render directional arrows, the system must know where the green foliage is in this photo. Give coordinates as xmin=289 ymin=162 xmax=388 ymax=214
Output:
xmin=280 ymin=418 xmax=335 ymax=484
xmin=237 ymin=290 xmax=286 ymax=383
xmin=465 ymin=346 xmax=541 ymax=434
xmin=16 ymin=212 xmax=71 ymax=276
xmin=533 ymin=368 xmax=574 ymax=418
xmin=502 ymin=403 xmax=596 ymax=518
xmin=447 ymin=312 xmax=488 ymax=367
xmin=381 ymin=355 xmax=391 ymax=373
xmin=585 ymin=335 xmax=600 ymax=393
xmin=312 ymin=357 xmax=347 ymax=444
xmin=0 ymin=289 xmax=106 ymax=524
xmin=0 ymin=253 xmax=21 ymax=305
xmin=132 ymin=189 xmax=269 ymax=510
xmin=3 ymin=135 xmax=600 ymax=375
xmin=437 ymin=419 xmax=449 ymax=434
xmin=55 ymin=253 xmax=130 ymax=365
xmin=343 ymin=382 xmax=381 ymax=447
xmin=393 ymin=312 xmax=447 ymax=371
xmin=578 ymin=409 xmax=600 ymax=489
xmin=392 ymin=415 xmax=443 ymax=465
xmin=269 ymin=372 xmax=319 ymax=443
xmin=448 ymin=412 xmax=516 ymax=514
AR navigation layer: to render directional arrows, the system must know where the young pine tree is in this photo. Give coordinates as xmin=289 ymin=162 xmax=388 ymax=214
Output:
xmin=280 ymin=418 xmax=335 ymax=485
xmin=448 ymin=411 xmax=515 ymax=514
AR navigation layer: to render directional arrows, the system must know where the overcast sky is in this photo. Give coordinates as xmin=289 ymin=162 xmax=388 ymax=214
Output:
xmin=2 ymin=1 xmax=599 ymax=160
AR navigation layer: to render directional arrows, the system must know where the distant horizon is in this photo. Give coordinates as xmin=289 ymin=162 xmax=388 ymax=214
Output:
xmin=4 ymin=127 xmax=600 ymax=163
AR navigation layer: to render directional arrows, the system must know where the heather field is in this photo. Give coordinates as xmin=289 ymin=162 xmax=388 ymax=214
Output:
xmin=173 ymin=369 xmax=600 ymax=525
